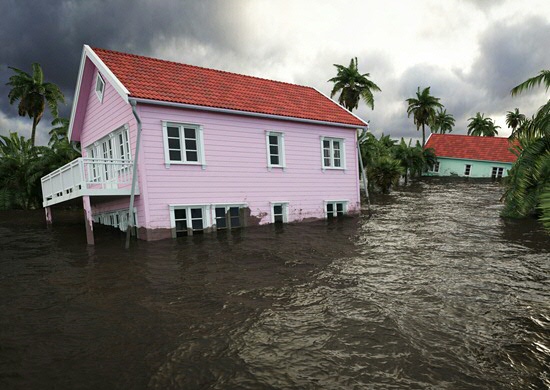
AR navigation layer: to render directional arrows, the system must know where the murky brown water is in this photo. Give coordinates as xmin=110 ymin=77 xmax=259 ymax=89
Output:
xmin=0 ymin=178 xmax=549 ymax=389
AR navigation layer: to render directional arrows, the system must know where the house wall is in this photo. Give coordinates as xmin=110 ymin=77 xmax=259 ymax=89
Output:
xmin=426 ymin=157 xmax=513 ymax=177
xmin=77 ymin=67 xmax=149 ymax=232
xmin=135 ymin=103 xmax=360 ymax=238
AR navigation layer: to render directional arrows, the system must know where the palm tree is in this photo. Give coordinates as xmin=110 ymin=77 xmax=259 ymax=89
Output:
xmin=406 ymin=87 xmax=443 ymax=147
xmin=328 ymin=57 xmax=381 ymax=111
xmin=504 ymin=69 xmax=550 ymax=230
xmin=510 ymin=70 xmax=550 ymax=96
xmin=369 ymin=156 xmax=405 ymax=194
xmin=467 ymin=112 xmax=500 ymax=136
xmin=6 ymin=63 xmax=65 ymax=146
xmin=430 ymin=108 xmax=455 ymax=134
xmin=0 ymin=132 xmax=46 ymax=209
xmin=393 ymin=138 xmax=426 ymax=184
xmin=505 ymin=108 xmax=525 ymax=135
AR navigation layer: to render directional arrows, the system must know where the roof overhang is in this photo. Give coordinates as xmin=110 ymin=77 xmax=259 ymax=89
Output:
xmin=131 ymin=97 xmax=368 ymax=130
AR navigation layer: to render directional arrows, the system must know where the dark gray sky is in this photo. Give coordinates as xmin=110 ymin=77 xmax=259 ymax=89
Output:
xmin=1 ymin=0 xmax=549 ymax=145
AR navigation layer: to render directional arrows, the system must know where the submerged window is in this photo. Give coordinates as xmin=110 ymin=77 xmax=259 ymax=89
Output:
xmin=163 ymin=122 xmax=205 ymax=167
xmin=95 ymin=73 xmax=105 ymax=102
xmin=266 ymin=131 xmax=285 ymax=168
xmin=491 ymin=167 xmax=504 ymax=178
xmin=173 ymin=207 xmax=206 ymax=236
xmin=214 ymin=205 xmax=244 ymax=230
xmin=326 ymin=201 xmax=346 ymax=219
xmin=464 ymin=164 xmax=472 ymax=176
xmin=271 ymin=202 xmax=288 ymax=224
xmin=321 ymin=137 xmax=345 ymax=169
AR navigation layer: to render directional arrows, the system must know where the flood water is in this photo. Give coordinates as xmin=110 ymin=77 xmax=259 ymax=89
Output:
xmin=0 ymin=178 xmax=549 ymax=389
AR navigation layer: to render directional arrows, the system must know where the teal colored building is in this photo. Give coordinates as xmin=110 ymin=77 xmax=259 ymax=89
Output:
xmin=424 ymin=134 xmax=518 ymax=178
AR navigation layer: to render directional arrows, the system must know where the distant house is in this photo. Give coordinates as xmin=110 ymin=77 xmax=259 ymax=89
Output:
xmin=424 ymin=134 xmax=518 ymax=178
xmin=40 ymin=45 xmax=368 ymax=244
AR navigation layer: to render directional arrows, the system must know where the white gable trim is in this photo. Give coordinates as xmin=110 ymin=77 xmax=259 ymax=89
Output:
xmin=68 ymin=45 xmax=130 ymax=140
xmin=84 ymin=45 xmax=129 ymax=101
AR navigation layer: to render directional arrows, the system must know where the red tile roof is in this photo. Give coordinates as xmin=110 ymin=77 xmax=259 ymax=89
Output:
xmin=92 ymin=47 xmax=366 ymax=127
xmin=425 ymin=134 xmax=518 ymax=163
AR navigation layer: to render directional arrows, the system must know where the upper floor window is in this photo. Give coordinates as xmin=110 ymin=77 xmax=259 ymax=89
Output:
xmin=464 ymin=164 xmax=472 ymax=176
xmin=162 ymin=122 xmax=206 ymax=168
xmin=85 ymin=125 xmax=131 ymax=182
xmin=95 ymin=73 xmax=105 ymax=103
xmin=266 ymin=131 xmax=285 ymax=169
xmin=321 ymin=137 xmax=345 ymax=169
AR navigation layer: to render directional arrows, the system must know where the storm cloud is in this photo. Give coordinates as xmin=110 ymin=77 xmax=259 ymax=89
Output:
xmin=1 ymin=0 xmax=549 ymax=145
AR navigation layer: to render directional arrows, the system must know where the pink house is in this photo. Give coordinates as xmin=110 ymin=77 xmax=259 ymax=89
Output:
xmin=41 ymin=45 xmax=368 ymax=244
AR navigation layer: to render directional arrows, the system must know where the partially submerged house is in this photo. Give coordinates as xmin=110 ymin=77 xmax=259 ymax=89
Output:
xmin=424 ymin=134 xmax=518 ymax=178
xmin=41 ymin=45 xmax=368 ymax=244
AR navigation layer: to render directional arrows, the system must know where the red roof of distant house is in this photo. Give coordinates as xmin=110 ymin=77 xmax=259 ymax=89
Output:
xmin=424 ymin=134 xmax=518 ymax=163
xmin=92 ymin=47 xmax=366 ymax=127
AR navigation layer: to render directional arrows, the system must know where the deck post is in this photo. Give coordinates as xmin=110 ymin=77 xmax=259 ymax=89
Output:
xmin=82 ymin=195 xmax=95 ymax=245
xmin=45 ymin=207 xmax=53 ymax=225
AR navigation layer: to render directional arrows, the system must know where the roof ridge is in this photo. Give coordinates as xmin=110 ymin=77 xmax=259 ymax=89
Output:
xmin=91 ymin=46 xmax=316 ymax=91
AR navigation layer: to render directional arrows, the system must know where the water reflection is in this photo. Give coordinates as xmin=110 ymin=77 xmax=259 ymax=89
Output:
xmin=0 ymin=179 xmax=548 ymax=389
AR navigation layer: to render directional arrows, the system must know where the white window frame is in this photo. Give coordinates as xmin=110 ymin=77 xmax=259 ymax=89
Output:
xmin=265 ymin=131 xmax=286 ymax=170
xmin=162 ymin=121 xmax=206 ymax=169
xmin=85 ymin=124 xmax=131 ymax=182
xmin=95 ymin=73 xmax=105 ymax=103
xmin=212 ymin=203 xmax=247 ymax=230
xmin=431 ymin=161 xmax=440 ymax=173
xmin=491 ymin=166 xmax=504 ymax=178
xmin=270 ymin=202 xmax=289 ymax=223
xmin=464 ymin=164 xmax=472 ymax=177
xmin=324 ymin=200 xmax=348 ymax=218
xmin=320 ymin=136 xmax=346 ymax=170
xmin=169 ymin=204 xmax=211 ymax=237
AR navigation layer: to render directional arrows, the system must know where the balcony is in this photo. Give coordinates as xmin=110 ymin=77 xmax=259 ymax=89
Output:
xmin=41 ymin=158 xmax=138 ymax=207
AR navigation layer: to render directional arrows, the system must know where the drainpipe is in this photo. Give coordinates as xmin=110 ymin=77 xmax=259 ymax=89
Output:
xmin=126 ymin=99 xmax=142 ymax=249
xmin=357 ymin=127 xmax=371 ymax=212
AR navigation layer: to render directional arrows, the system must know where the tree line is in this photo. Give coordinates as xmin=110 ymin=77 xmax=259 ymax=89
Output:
xmin=328 ymin=58 xmax=549 ymax=230
xmin=1 ymin=64 xmax=78 ymax=209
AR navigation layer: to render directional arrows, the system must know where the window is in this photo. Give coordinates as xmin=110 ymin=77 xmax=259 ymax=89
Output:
xmin=431 ymin=161 xmax=440 ymax=173
xmin=266 ymin=131 xmax=285 ymax=168
xmin=325 ymin=201 xmax=347 ymax=219
xmin=271 ymin=202 xmax=288 ymax=224
xmin=85 ymin=125 xmax=131 ymax=182
xmin=321 ymin=137 xmax=345 ymax=169
xmin=95 ymin=73 xmax=105 ymax=102
xmin=172 ymin=206 xmax=206 ymax=236
xmin=491 ymin=167 xmax=504 ymax=178
xmin=214 ymin=205 xmax=244 ymax=230
xmin=163 ymin=122 xmax=205 ymax=168
xmin=464 ymin=164 xmax=472 ymax=176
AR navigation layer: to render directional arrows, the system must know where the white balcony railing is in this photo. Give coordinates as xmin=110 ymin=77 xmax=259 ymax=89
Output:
xmin=41 ymin=158 xmax=137 ymax=207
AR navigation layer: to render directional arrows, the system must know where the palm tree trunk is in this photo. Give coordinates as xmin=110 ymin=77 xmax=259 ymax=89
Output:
xmin=30 ymin=116 xmax=38 ymax=147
